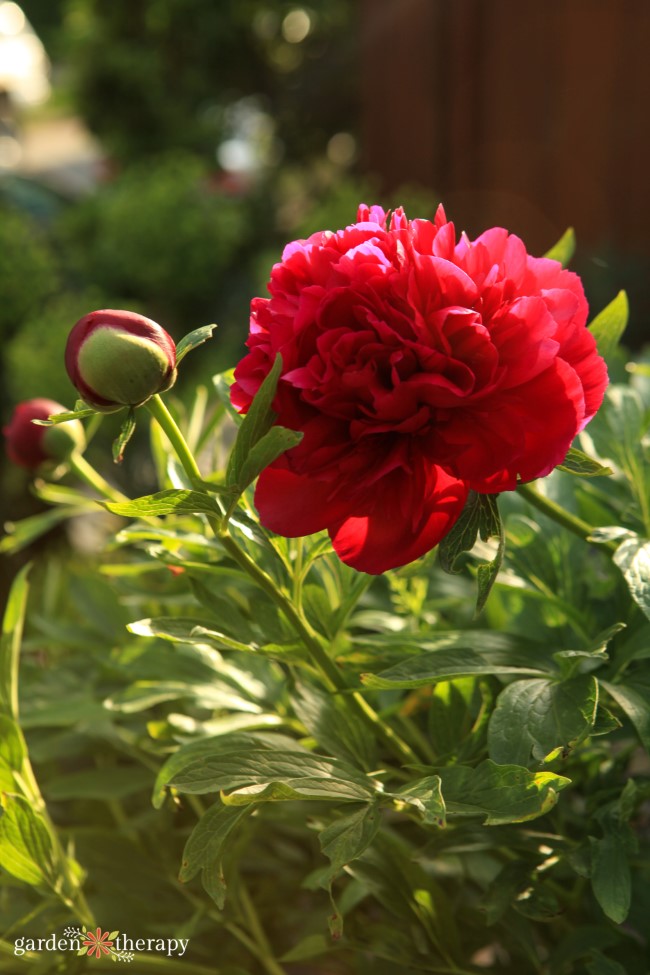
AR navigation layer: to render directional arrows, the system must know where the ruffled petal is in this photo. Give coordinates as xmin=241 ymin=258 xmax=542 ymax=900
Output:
xmin=329 ymin=466 xmax=468 ymax=574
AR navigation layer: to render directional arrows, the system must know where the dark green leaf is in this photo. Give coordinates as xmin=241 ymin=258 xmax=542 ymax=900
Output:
xmin=475 ymin=495 xmax=506 ymax=614
xmin=235 ymin=426 xmax=303 ymax=493
xmin=152 ymin=733 xmax=309 ymax=808
xmin=319 ymin=804 xmax=381 ymax=882
xmin=437 ymin=760 xmax=570 ymax=825
xmin=556 ymin=447 xmax=613 ymax=477
xmin=226 ymin=353 xmax=283 ymax=487
xmin=438 ymin=491 xmax=484 ymax=573
xmin=588 ymin=291 xmax=629 ymax=361
xmin=201 ymin=858 xmax=228 ymax=909
xmin=590 ymin=827 xmax=632 ymax=923
xmin=601 ymin=681 xmax=650 ymax=754
xmin=179 ymin=802 xmax=250 ymax=882
xmin=175 ymin=323 xmax=217 ymax=364
xmin=103 ymin=489 xmax=222 ymax=518
xmin=544 ymin=227 xmax=576 ymax=266
xmin=586 ymin=951 xmax=628 ymax=975
xmin=169 ymin=747 xmax=377 ymax=803
xmin=280 ymin=934 xmax=332 ymax=963
xmin=112 ymin=408 xmax=136 ymax=464
xmin=361 ymin=646 xmax=546 ymax=690
xmin=488 ymin=675 xmax=599 ymax=766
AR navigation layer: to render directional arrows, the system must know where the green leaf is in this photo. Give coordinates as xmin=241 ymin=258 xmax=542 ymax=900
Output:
xmin=556 ymin=446 xmax=613 ymax=477
xmin=588 ymin=291 xmax=629 ymax=361
xmin=152 ymin=732 xmax=308 ymax=808
xmin=437 ymin=760 xmax=570 ymax=825
xmin=319 ymin=804 xmax=381 ymax=883
xmin=175 ymin=323 xmax=217 ymax=364
xmin=112 ymin=408 xmax=136 ymax=464
xmin=601 ymin=681 xmax=650 ymax=753
xmin=586 ymin=951 xmax=628 ymax=975
xmin=544 ymin=227 xmax=576 ymax=266
xmin=488 ymin=675 xmax=599 ymax=766
xmin=32 ymin=406 xmax=97 ymax=425
xmin=438 ymin=490 xmax=485 ymax=573
xmin=179 ymin=802 xmax=250 ymax=882
xmin=590 ymin=826 xmax=633 ymax=923
xmin=391 ymin=775 xmax=446 ymax=827
xmin=202 ymin=857 xmax=228 ymax=909
xmin=105 ymin=680 xmax=261 ymax=715
xmin=127 ymin=616 xmax=255 ymax=654
xmin=103 ymin=488 xmax=222 ymax=518
xmin=280 ymin=934 xmax=332 ymax=963
xmin=475 ymin=495 xmax=506 ymax=614
xmin=613 ymin=536 xmax=650 ymax=621
xmin=169 ymin=747 xmax=377 ymax=803
xmin=361 ymin=646 xmax=546 ymax=690
xmin=291 ymin=682 xmax=378 ymax=771
xmin=235 ymin=425 xmax=303 ymax=493
xmin=0 ymin=795 xmax=54 ymax=886
xmin=0 ymin=507 xmax=90 ymax=555
xmin=0 ymin=715 xmax=26 ymax=769
xmin=226 ymin=352 xmax=283 ymax=487
xmin=0 ymin=563 xmax=30 ymax=719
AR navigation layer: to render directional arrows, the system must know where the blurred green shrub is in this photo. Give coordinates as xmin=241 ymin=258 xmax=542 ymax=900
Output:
xmin=0 ymin=205 xmax=60 ymax=345
xmin=58 ymin=153 xmax=250 ymax=330
xmin=63 ymin=0 xmax=356 ymax=164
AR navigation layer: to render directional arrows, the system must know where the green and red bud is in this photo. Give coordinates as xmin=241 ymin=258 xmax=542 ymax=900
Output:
xmin=65 ymin=309 xmax=177 ymax=412
xmin=3 ymin=398 xmax=86 ymax=469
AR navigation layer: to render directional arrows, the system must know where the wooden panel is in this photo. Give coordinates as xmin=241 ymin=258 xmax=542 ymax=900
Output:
xmin=360 ymin=0 xmax=650 ymax=257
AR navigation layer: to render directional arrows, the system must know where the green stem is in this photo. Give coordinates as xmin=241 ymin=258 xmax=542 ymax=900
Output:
xmin=67 ymin=452 xmax=129 ymax=505
xmin=146 ymin=394 xmax=419 ymax=768
xmin=237 ymin=882 xmax=288 ymax=975
xmin=146 ymin=395 xmax=203 ymax=484
xmin=217 ymin=529 xmax=418 ymax=767
xmin=517 ymin=482 xmax=617 ymax=554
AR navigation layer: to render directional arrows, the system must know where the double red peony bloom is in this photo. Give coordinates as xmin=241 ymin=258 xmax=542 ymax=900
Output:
xmin=232 ymin=205 xmax=608 ymax=574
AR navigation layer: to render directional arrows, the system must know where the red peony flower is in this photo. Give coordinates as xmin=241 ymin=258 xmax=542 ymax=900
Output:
xmin=3 ymin=398 xmax=85 ymax=469
xmin=231 ymin=205 xmax=608 ymax=574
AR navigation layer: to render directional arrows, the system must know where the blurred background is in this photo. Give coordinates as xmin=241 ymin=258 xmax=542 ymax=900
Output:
xmin=1 ymin=0 xmax=648 ymax=599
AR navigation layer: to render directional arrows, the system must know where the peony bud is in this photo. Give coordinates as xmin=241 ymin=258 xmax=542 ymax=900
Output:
xmin=65 ymin=309 xmax=177 ymax=412
xmin=3 ymin=398 xmax=86 ymax=469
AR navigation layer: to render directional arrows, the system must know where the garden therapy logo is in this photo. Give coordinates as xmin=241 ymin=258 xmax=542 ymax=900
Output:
xmin=13 ymin=926 xmax=190 ymax=960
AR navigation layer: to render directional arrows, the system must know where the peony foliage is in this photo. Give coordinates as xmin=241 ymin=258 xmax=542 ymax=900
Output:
xmin=1 ymin=208 xmax=649 ymax=974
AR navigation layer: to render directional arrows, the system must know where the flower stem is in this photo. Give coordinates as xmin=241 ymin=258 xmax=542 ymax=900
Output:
xmin=237 ymin=881 xmax=288 ymax=975
xmin=146 ymin=394 xmax=204 ymax=484
xmin=517 ymin=482 xmax=618 ymax=554
xmin=67 ymin=452 xmax=130 ymax=505
xmin=217 ymin=528 xmax=419 ymax=766
xmin=145 ymin=394 xmax=419 ymax=768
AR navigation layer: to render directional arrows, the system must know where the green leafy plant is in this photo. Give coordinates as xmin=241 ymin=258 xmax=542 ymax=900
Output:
xmin=1 ymin=243 xmax=649 ymax=975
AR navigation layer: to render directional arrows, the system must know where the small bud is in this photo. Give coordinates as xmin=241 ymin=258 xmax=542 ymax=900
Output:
xmin=3 ymin=398 xmax=86 ymax=469
xmin=65 ymin=309 xmax=177 ymax=412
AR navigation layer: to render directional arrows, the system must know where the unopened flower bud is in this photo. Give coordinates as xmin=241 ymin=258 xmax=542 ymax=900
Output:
xmin=65 ymin=309 xmax=177 ymax=412
xmin=3 ymin=398 xmax=86 ymax=469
